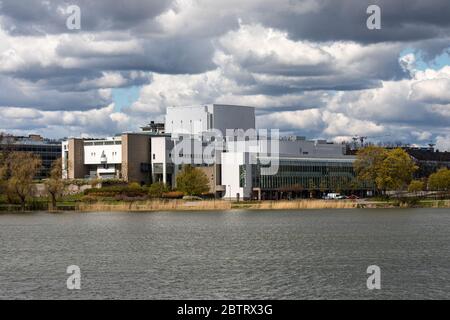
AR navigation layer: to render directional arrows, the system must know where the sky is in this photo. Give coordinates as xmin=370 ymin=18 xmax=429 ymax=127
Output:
xmin=0 ymin=0 xmax=449 ymax=151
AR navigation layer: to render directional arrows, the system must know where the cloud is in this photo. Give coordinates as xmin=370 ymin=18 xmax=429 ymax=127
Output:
xmin=0 ymin=0 xmax=172 ymax=35
xmin=436 ymin=135 xmax=450 ymax=152
xmin=0 ymin=0 xmax=449 ymax=148
xmin=0 ymin=104 xmax=135 ymax=138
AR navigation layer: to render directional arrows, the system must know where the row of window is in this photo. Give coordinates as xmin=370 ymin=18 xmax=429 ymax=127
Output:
xmin=84 ymin=141 xmax=122 ymax=146
xmin=0 ymin=146 xmax=60 ymax=153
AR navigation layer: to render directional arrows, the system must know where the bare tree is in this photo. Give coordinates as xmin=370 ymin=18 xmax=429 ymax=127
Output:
xmin=45 ymin=158 xmax=64 ymax=210
xmin=7 ymin=152 xmax=42 ymax=211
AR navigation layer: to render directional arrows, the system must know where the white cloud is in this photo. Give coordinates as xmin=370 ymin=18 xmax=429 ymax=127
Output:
xmin=436 ymin=135 xmax=450 ymax=152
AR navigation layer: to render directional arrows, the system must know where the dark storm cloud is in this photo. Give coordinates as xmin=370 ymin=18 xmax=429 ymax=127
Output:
xmin=55 ymin=36 xmax=216 ymax=75
xmin=0 ymin=75 xmax=111 ymax=110
xmin=0 ymin=0 xmax=172 ymax=35
xmin=262 ymin=0 xmax=450 ymax=44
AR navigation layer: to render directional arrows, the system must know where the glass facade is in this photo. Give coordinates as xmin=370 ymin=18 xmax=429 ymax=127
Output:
xmin=251 ymin=158 xmax=362 ymax=192
xmin=0 ymin=143 xmax=61 ymax=179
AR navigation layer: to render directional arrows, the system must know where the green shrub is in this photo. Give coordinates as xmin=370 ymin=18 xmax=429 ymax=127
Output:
xmin=83 ymin=184 xmax=147 ymax=198
xmin=148 ymin=182 xmax=169 ymax=198
xmin=81 ymin=195 xmax=97 ymax=203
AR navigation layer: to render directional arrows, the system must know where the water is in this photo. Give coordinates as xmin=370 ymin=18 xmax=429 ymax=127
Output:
xmin=0 ymin=208 xmax=449 ymax=299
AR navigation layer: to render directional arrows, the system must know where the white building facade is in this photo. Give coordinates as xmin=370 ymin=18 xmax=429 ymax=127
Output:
xmin=63 ymin=104 xmax=364 ymax=199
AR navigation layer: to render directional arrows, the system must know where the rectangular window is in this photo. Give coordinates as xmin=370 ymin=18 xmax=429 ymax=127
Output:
xmin=239 ymin=165 xmax=246 ymax=188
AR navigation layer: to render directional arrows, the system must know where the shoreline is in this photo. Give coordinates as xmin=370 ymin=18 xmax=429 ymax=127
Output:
xmin=2 ymin=199 xmax=449 ymax=213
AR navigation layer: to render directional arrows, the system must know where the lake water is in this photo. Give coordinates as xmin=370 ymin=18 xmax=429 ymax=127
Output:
xmin=0 ymin=208 xmax=449 ymax=299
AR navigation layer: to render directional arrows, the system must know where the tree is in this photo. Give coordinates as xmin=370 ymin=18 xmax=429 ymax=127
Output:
xmin=408 ymin=180 xmax=424 ymax=196
xmin=148 ymin=181 xmax=169 ymax=198
xmin=376 ymin=148 xmax=418 ymax=192
xmin=176 ymin=165 xmax=209 ymax=196
xmin=428 ymin=168 xmax=450 ymax=192
xmin=308 ymin=179 xmax=317 ymax=198
xmin=0 ymin=133 xmax=13 ymax=195
xmin=354 ymin=146 xmax=388 ymax=194
xmin=354 ymin=147 xmax=417 ymax=195
xmin=45 ymin=158 xmax=64 ymax=210
xmin=319 ymin=179 xmax=328 ymax=195
xmin=7 ymin=152 xmax=42 ymax=211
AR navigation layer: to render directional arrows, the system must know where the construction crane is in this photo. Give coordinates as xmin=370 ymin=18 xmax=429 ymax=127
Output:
xmin=352 ymin=134 xmax=391 ymax=149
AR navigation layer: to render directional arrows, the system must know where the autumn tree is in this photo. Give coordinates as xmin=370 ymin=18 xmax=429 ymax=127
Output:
xmin=7 ymin=152 xmax=42 ymax=211
xmin=428 ymin=168 xmax=450 ymax=192
xmin=176 ymin=165 xmax=209 ymax=196
xmin=45 ymin=158 xmax=64 ymax=210
xmin=0 ymin=133 xmax=13 ymax=195
xmin=354 ymin=146 xmax=388 ymax=195
xmin=376 ymin=148 xmax=418 ymax=192
xmin=408 ymin=180 xmax=425 ymax=196
xmin=354 ymin=147 xmax=417 ymax=195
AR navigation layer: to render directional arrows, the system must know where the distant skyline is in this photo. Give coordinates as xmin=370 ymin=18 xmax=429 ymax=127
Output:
xmin=0 ymin=0 xmax=449 ymax=150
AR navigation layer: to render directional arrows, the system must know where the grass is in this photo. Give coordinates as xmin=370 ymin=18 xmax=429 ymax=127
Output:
xmin=232 ymin=200 xmax=359 ymax=210
xmin=76 ymin=199 xmax=232 ymax=212
xmin=1 ymin=193 xmax=449 ymax=212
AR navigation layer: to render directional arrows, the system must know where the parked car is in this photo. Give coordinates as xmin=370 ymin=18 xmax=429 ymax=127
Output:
xmin=323 ymin=193 xmax=346 ymax=200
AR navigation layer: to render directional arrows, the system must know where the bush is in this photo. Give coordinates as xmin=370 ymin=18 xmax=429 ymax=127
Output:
xmin=114 ymin=194 xmax=147 ymax=202
xmin=408 ymin=180 xmax=425 ymax=193
xmin=101 ymin=179 xmax=127 ymax=187
xmin=392 ymin=197 xmax=420 ymax=207
xmin=176 ymin=165 xmax=209 ymax=196
xmin=81 ymin=195 xmax=98 ymax=203
xmin=148 ymin=182 xmax=169 ymax=198
xmin=162 ymin=191 xmax=184 ymax=199
xmin=83 ymin=183 xmax=147 ymax=198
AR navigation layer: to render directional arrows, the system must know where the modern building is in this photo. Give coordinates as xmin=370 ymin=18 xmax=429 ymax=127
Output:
xmin=62 ymin=104 xmax=365 ymax=198
xmin=0 ymin=134 xmax=62 ymax=179
xmin=62 ymin=133 xmax=175 ymax=186
xmin=221 ymin=137 xmax=359 ymax=200
xmin=403 ymin=147 xmax=450 ymax=178
xmin=165 ymin=104 xmax=255 ymax=135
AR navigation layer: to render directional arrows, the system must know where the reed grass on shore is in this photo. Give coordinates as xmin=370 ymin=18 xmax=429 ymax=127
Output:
xmin=75 ymin=199 xmax=359 ymax=211
xmin=234 ymin=200 xmax=359 ymax=210
xmin=76 ymin=199 xmax=232 ymax=211
xmin=2 ymin=198 xmax=449 ymax=212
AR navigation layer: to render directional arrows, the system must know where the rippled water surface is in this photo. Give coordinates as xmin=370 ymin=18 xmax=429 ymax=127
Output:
xmin=0 ymin=208 xmax=449 ymax=299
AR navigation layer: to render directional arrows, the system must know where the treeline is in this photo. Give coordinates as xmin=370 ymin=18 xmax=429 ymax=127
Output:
xmin=0 ymin=155 xmax=212 ymax=211
xmin=354 ymin=146 xmax=450 ymax=197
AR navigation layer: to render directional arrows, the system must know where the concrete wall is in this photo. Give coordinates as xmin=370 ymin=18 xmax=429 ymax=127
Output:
xmin=197 ymin=165 xmax=216 ymax=194
xmin=165 ymin=105 xmax=210 ymax=135
xmin=68 ymin=138 xmax=87 ymax=179
xmin=84 ymin=140 xmax=122 ymax=165
xmin=121 ymin=133 xmax=151 ymax=184
xmin=150 ymin=136 xmax=174 ymax=185
xmin=165 ymin=104 xmax=255 ymax=136
xmin=221 ymin=152 xmax=252 ymax=199
xmin=212 ymin=104 xmax=255 ymax=135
